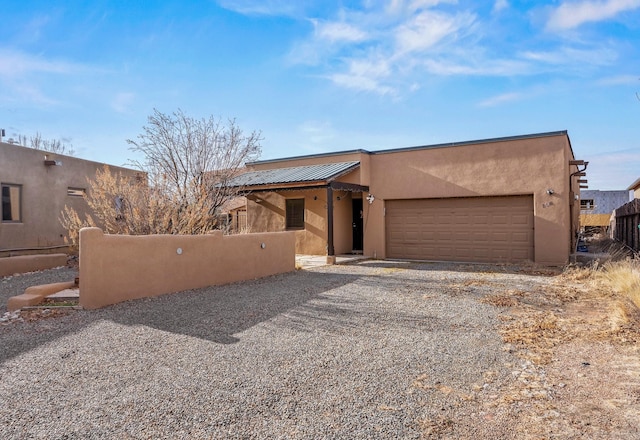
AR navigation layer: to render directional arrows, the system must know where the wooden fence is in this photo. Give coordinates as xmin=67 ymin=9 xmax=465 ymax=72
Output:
xmin=613 ymin=199 xmax=640 ymax=252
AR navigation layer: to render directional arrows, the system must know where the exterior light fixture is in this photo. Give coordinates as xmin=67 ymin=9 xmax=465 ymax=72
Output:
xmin=546 ymin=189 xmax=554 ymax=195
xmin=366 ymin=194 xmax=375 ymax=204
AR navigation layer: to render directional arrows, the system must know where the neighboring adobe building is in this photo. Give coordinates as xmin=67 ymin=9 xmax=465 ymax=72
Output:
xmin=579 ymin=189 xmax=631 ymax=233
xmin=0 ymin=142 xmax=141 ymax=254
xmin=228 ymin=131 xmax=584 ymax=266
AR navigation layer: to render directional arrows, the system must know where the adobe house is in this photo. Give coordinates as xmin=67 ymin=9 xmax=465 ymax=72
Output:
xmin=227 ymin=131 xmax=585 ymax=266
xmin=0 ymin=141 xmax=141 ymax=254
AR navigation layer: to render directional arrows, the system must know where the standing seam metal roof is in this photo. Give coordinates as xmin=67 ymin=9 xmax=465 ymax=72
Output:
xmin=227 ymin=161 xmax=360 ymax=187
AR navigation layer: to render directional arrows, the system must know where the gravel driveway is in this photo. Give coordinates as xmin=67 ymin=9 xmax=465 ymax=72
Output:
xmin=0 ymin=260 xmax=555 ymax=439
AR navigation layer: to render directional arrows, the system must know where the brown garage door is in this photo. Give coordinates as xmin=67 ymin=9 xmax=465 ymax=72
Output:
xmin=386 ymin=196 xmax=534 ymax=263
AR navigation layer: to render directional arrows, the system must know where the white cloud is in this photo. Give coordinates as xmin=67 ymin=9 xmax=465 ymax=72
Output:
xmin=586 ymin=147 xmax=640 ymax=166
xmin=394 ymin=11 xmax=475 ymax=54
xmin=423 ymin=57 xmax=531 ymax=76
xmin=386 ymin=0 xmax=457 ymax=15
xmin=546 ymin=0 xmax=640 ymax=31
xmin=492 ymin=0 xmax=509 ymax=13
xmin=328 ymin=56 xmax=396 ymax=95
xmin=521 ymin=46 xmax=617 ymax=67
xmin=0 ymin=48 xmax=80 ymax=78
xmin=314 ymin=20 xmax=369 ymax=43
xmin=328 ymin=73 xmax=395 ymax=95
xmin=2 ymin=82 xmax=59 ymax=107
xmin=478 ymin=92 xmax=523 ymax=107
xmin=216 ymin=0 xmax=307 ymax=17
xmin=0 ymin=48 xmax=98 ymax=107
xmin=596 ymin=74 xmax=640 ymax=85
xmin=282 ymin=1 xmax=634 ymax=96
xmin=289 ymin=5 xmax=479 ymax=95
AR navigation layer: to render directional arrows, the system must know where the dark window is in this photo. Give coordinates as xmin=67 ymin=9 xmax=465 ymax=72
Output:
xmin=286 ymin=199 xmax=305 ymax=229
xmin=67 ymin=187 xmax=86 ymax=197
xmin=2 ymin=184 xmax=22 ymax=222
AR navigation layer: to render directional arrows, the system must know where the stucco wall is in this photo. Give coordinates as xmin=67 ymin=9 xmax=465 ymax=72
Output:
xmin=246 ymin=187 xmax=357 ymax=255
xmin=0 ymin=254 xmax=68 ymax=277
xmin=333 ymin=191 xmax=355 ymax=254
xmin=79 ymin=228 xmax=295 ymax=309
xmin=249 ymin=151 xmax=365 ymax=170
xmin=366 ymin=134 xmax=574 ymax=265
xmin=0 ymin=142 xmax=140 ymax=251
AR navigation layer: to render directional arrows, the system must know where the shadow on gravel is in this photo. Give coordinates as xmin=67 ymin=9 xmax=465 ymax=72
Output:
xmin=108 ymin=270 xmax=361 ymax=344
xmin=1 ymin=259 xmax=539 ymax=363
xmin=0 ymin=270 xmax=360 ymax=362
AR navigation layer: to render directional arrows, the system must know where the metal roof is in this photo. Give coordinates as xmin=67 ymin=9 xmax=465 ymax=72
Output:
xmin=227 ymin=161 xmax=360 ymax=188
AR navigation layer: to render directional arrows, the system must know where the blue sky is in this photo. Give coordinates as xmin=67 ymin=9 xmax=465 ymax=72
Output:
xmin=1 ymin=0 xmax=639 ymax=190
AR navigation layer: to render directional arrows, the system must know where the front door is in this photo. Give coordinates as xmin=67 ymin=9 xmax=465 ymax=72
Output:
xmin=352 ymin=198 xmax=363 ymax=252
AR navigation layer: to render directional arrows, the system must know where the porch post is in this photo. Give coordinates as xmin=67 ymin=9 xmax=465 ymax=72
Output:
xmin=326 ymin=186 xmax=335 ymax=263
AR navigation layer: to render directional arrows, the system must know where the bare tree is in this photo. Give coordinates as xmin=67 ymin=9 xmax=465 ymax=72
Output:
xmin=60 ymin=109 xmax=261 ymax=242
xmin=126 ymin=109 xmax=261 ymax=230
xmin=14 ymin=132 xmax=76 ymax=156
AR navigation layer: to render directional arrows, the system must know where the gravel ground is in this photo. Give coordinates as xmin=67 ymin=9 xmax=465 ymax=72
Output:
xmin=0 ymin=260 xmax=556 ymax=439
xmin=0 ymin=266 xmax=78 ymax=313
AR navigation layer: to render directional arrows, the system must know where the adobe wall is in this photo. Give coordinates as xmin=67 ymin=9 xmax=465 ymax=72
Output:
xmin=0 ymin=254 xmax=68 ymax=277
xmin=249 ymin=151 xmax=363 ymax=169
xmin=365 ymin=134 xmax=575 ymax=265
xmin=79 ymin=228 xmax=295 ymax=309
xmin=0 ymin=142 xmax=141 ymax=251
xmin=245 ymin=188 xmax=356 ymax=256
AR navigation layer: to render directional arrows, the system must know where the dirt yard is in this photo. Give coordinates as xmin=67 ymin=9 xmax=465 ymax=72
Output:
xmin=472 ymin=265 xmax=640 ymax=439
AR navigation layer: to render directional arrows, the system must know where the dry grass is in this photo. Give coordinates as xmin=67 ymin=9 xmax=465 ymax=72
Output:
xmin=596 ymin=260 xmax=640 ymax=309
xmin=492 ymin=260 xmax=640 ymax=363
xmin=499 ymin=310 xmax=562 ymax=364
xmin=471 ymin=256 xmax=640 ymax=438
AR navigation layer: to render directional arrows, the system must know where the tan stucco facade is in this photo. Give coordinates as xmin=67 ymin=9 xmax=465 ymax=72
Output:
xmin=0 ymin=142 xmax=141 ymax=252
xmin=79 ymin=228 xmax=295 ymax=309
xmin=242 ymin=132 xmax=581 ymax=266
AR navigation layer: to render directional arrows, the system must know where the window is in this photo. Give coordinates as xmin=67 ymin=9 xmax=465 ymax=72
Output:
xmin=580 ymin=199 xmax=595 ymax=210
xmin=1 ymin=184 xmax=21 ymax=222
xmin=286 ymin=199 xmax=305 ymax=229
xmin=67 ymin=187 xmax=86 ymax=197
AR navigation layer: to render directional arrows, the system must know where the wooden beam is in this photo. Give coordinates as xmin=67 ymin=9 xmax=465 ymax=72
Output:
xmin=329 ymin=181 xmax=370 ymax=192
xmin=327 ymin=186 xmax=335 ymax=257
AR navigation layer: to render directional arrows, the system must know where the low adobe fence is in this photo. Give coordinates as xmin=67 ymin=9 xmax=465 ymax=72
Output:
xmin=0 ymin=253 xmax=68 ymax=277
xmin=79 ymin=228 xmax=295 ymax=309
xmin=613 ymin=199 xmax=640 ymax=253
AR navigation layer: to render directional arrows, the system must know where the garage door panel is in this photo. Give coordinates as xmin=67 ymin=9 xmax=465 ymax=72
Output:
xmin=511 ymin=214 xmax=531 ymax=225
xmin=386 ymin=196 xmax=534 ymax=263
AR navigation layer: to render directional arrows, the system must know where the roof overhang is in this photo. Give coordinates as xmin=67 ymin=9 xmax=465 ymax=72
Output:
xmin=242 ymin=181 xmax=369 ymax=193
